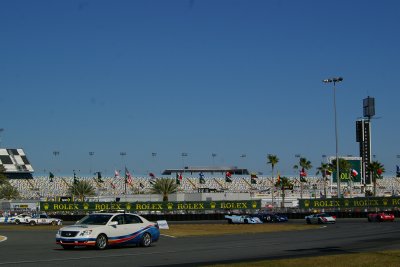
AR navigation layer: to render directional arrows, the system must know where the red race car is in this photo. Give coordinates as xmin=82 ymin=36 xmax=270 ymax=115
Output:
xmin=367 ymin=212 xmax=395 ymax=222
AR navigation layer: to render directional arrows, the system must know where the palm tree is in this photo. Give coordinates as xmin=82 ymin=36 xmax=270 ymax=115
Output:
xmin=267 ymin=154 xmax=279 ymax=178
xmin=267 ymin=154 xmax=279 ymax=207
xmin=293 ymin=157 xmax=312 ymax=198
xmin=150 ymin=178 xmax=178 ymax=201
xmin=366 ymin=161 xmax=385 ymax=196
xmin=316 ymin=162 xmax=332 ymax=197
xmin=68 ymin=180 xmax=96 ymax=201
xmin=330 ymin=158 xmax=352 ymax=197
xmin=0 ymin=184 xmax=20 ymax=200
xmin=275 ymin=176 xmax=293 ymax=208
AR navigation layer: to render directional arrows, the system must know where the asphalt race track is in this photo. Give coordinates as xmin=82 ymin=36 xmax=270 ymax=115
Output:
xmin=0 ymin=219 xmax=400 ymax=267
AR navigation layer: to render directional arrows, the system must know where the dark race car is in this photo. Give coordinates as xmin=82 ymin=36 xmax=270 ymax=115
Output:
xmin=252 ymin=212 xmax=288 ymax=223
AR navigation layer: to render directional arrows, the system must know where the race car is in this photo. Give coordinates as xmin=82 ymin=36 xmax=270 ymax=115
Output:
xmin=26 ymin=214 xmax=62 ymax=226
xmin=56 ymin=212 xmax=160 ymax=250
xmin=13 ymin=214 xmax=32 ymax=224
xmin=225 ymin=214 xmax=263 ymax=224
xmin=0 ymin=213 xmax=31 ymax=224
xmin=367 ymin=212 xmax=395 ymax=222
xmin=305 ymin=213 xmax=336 ymax=224
xmin=252 ymin=212 xmax=288 ymax=223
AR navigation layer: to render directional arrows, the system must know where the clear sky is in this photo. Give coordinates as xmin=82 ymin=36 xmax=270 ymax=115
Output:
xmin=1 ymin=0 xmax=399 ymax=177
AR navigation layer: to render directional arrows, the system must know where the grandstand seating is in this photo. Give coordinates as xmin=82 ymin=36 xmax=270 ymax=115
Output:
xmin=8 ymin=175 xmax=400 ymax=200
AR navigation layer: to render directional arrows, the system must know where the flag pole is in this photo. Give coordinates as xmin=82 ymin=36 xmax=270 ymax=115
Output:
xmin=124 ymin=166 xmax=127 ymax=195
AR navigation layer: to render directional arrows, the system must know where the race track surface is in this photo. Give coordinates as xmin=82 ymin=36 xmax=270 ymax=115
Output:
xmin=0 ymin=219 xmax=399 ymax=266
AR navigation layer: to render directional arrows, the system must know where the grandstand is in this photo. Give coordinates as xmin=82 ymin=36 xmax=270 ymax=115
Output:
xmin=8 ymin=175 xmax=400 ymax=206
xmin=2 ymin=149 xmax=400 ymax=206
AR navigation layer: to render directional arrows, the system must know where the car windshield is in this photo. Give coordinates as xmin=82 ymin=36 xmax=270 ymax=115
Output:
xmin=76 ymin=214 xmax=112 ymax=225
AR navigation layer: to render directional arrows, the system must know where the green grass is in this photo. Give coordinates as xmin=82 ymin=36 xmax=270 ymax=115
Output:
xmin=207 ymin=250 xmax=400 ymax=267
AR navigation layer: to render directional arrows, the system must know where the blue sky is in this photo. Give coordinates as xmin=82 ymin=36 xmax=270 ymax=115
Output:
xmin=1 ymin=0 xmax=399 ymax=177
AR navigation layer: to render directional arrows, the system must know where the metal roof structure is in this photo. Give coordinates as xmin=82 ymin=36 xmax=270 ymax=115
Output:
xmin=161 ymin=166 xmax=249 ymax=175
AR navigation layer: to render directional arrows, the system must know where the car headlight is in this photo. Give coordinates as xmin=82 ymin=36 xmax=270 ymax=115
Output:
xmin=79 ymin=230 xmax=93 ymax=236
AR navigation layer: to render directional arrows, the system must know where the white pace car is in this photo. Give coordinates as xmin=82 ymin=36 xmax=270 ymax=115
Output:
xmin=225 ymin=214 xmax=263 ymax=224
xmin=56 ymin=212 xmax=160 ymax=250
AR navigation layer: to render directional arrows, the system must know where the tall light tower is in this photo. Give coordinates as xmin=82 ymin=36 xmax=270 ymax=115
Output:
xmin=323 ymin=77 xmax=343 ymax=198
xmin=0 ymin=128 xmax=4 ymax=148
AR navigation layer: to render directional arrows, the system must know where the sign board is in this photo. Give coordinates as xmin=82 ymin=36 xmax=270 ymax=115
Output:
xmin=157 ymin=220 xmax=169 ymax=229
xmin=329 ymin=157 xmax=362 ymax=183
xmin=299 ymin=197 xmax=400 ymax=209
xmin=39 ymin=200 xmax=261 ymax=212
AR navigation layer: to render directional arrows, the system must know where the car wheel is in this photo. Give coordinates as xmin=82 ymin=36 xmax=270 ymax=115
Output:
xmin=318 ymin=219 xmax=323 ymax=224
xmin=140 ymin=232 xmax=152 ymax=247
xmin=51 ymin=221 xmax=57 ymax=226
xmin=29 ymin=221 xmax=36 ymax=226
xmin=15 ymin=220 xmax=20 ymax=225
xmin=306 ymin=218 xmax=311 ymax=224
xmin=62 ymin=245 xmax=75 ymax=250
xmin=244 ymin=219 xmax=249 ymax=224
xmin=266 ymin=216 xmax=271 ymax=222
xmin=95 ymin=234 xmax=108 ymax=250
xmin=227 ymin=219 xmax=233 ymax=224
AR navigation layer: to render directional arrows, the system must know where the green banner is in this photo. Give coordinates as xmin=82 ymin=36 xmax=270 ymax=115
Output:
xmin=299 ymin=197 xmax=400 ymax=209
xmin=40 ymin=200 xmax=261 ymax=212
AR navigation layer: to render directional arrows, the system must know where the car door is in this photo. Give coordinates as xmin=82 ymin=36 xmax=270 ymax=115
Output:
xmin=109 ymin=214 xmax=130 ymax=240
xmin=124 ymin=214 xmax=146 ymax=233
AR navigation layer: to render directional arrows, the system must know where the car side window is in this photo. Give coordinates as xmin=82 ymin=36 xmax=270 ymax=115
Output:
xmin=125 ymin=214 xmax=143 ymax=224
xmin=111 ymin=215 xmax=125 ymax=225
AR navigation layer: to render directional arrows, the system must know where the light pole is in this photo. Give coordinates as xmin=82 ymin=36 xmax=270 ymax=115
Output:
xmin=181 ymin=153 xmax=188 ymax=171
xmin=323 ymin=77 xmax=343 ymax=198
xmin=211 ymin=153 xmax=217 ymax=166
xmin=240 ymin=154 xmax=246 ymax=175
xmin=0 ymin=128 xmax=4 ymax=148
xmin=89 ymin=152 xmax=94 ymax=175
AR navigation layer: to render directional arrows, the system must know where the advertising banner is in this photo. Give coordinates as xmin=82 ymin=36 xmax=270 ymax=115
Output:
xmin=299 ymin=197 xmax=400 ymax=209
xmin=40 ymin=200 xmax=261 ymax=212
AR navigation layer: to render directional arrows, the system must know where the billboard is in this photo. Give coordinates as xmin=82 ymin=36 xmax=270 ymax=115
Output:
xmin=39 ymin=200 xmax=262 ymax=212
xmin=329 ymin=157 xmax=362 ymax=183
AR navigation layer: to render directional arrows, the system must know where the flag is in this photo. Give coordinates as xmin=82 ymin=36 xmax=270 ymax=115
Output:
xmin=49 ymin=172 xmax=54 ymax=182
xmin=139 ymin=183 xmax=145 ymax=189
xmin=300 ymin=168 xmax=307 ymax=182
xmin=199 ymin=172 xmax=205 ymax=184
xmin=250 ymin=173 xmax=258 ymax=184
xmin=110 ymin=181 xmax=116 ymax=189
xmin=377 ymin=168 xmax=383 ymax=175
xmin=125 ymin=167 xmax=132 ymax=185
xmin=325 ymin=170 xmax=332 ymax=176
xmin=97 ymin=172 xmax=103 ymax=183
xmin=73 ymin=170 xmax=78 ymax=184
xmin=114 ymin=170 xmax=120 ymax=179
xmin=351 ymin=169 xmax=358 ymax=177
xmin=397 ymin=165 xmax=400 ymax=178
xmin=225 ymin=171 xmax=232 ymax=183
xmin=176 ymin=173 xmax=180 ymax=185
xmin=149 ymin=172 xmax=157 ymax=185
xmin=276 ymin=172 xmax=281 ymax=185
